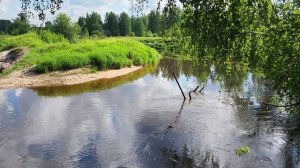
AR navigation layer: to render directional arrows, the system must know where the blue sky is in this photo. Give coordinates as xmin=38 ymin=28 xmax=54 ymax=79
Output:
xmin=0 ymin=0 xmax=160 ymax=24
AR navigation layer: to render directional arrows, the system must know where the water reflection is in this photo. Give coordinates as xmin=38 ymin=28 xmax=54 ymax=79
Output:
xmin=31 ymin=65 xmax=157 ymax=97
xmin=161 ymin=145 xmax=220 ymax=168
xmin=0 ymin=57 xmax=298 ymax=167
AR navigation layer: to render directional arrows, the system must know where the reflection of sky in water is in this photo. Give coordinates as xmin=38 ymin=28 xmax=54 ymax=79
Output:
xmin=0 ymin=59 xmax=297 ymax=167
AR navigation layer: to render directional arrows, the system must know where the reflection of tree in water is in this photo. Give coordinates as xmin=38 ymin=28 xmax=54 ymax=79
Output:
xmin=153 ymin=57 xmax=181 ymax=79
xmin=32 ymin=65 xmax=157 ymax=97
xmin=154 ymin=57 xmax=209 ymax=81
xmin=230 ymin=72 xmax=281 ymax=134
xmin=161 ymin=145 xmax=220 ymax=168
xmin=227 ymin=72 xmax=300 ymax=168
xmin=285 ymin=112 xmax=300 ymax=168
xmin=216 ymin=63 xmax=248 ymax=93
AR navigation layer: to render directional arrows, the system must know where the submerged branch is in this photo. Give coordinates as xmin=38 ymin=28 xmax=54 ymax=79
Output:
xmin=199 ymin=86 xmax=204 ymax=93
xmin=193 ymin=85 xmax=199 ymax=92
xmin=189 ymin=90 xmax=192 ymax=101
xmin=173 ymin=72 xmax=186 ymax=100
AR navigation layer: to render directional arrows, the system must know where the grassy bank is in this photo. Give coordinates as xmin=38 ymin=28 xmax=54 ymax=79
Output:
xmin=0 ymin=32 xmax=161 ymax=73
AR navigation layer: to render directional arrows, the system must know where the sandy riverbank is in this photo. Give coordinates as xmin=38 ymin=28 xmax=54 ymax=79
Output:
xmin=0 ymin=66 xmax=142 ymax=89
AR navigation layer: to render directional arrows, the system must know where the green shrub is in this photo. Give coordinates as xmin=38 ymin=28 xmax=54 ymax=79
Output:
xmin=129 ymin=32 xmax=135 ymax=36
xmin=145 ymin=31 xmax=153 ymax=37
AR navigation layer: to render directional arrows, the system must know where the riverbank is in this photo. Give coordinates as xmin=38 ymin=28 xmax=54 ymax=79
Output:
xmin=0 ymin=32 xmax=161 ymax=88
xmin=0 ymin=32 xmax=160 ymax=70
xmin=0 ymin=65 xmax=142 ymax=88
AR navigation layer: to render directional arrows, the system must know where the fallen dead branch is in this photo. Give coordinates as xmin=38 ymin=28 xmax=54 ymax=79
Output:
xmin=173 ymin=72 xmax=186 ymax=100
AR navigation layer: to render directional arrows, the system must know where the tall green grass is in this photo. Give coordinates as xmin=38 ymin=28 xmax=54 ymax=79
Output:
xmin=0 ymin=31 xmax=67 ymax=51
xmin=0 ymin=32 xmax=161 ymax=73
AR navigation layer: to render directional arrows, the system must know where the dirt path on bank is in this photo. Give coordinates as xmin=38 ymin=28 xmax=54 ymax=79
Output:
xmin=0 ymin=66 xmax=142 ymax=89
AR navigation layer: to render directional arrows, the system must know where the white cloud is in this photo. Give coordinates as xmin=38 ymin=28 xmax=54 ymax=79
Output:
xmin=0 ymin=0 xmax=163 ymax=25
xmin=0 ymin=0 xmax=21 ymax=20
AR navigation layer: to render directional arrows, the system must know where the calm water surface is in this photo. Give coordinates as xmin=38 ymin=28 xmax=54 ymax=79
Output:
xmin=0 ymin=57 xmax=299 ymax=168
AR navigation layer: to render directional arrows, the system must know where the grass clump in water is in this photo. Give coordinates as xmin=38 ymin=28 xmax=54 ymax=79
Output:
xmin=236 ymin=145 xmax=250 ymax=156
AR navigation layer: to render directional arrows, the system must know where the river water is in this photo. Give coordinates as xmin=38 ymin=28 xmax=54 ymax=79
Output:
xmin=0 ymin=57 xmax=299 ymax=168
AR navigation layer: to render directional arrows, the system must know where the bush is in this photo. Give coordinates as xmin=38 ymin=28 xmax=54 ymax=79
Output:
xmin=128 ymin=32 xmax=135 ymax=36
xmin=145 ymin=31 xmax=153 ymax=37
xmin=53 ymin=13 xmax=80 ymax=42
xmin=90 ymin=30 xmax=102 ymax=37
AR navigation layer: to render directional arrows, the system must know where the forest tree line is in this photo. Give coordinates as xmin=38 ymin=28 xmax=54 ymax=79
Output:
xmin=0 ymin=9 xmax=181 ymax=40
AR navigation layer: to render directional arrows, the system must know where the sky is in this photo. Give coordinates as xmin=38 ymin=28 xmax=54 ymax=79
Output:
xmin=0 ymin=0 xmax=161 ymax=25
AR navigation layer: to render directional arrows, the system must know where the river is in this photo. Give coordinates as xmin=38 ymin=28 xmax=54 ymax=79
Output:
xmin=0 ymin=57 xmax=298 ymax=168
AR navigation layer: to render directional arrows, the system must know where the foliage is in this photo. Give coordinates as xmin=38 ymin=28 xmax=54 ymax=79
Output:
xmin=148 ymin=10 xmax=162 ymax=35
xmin=104 ymin=12 xmax=119 ymax=36
xmin=133 ymin=18 xmax=146 ymax=37
xmin=53 ymin=13 xmax=80 ymax=42
xmin=144 ymin=0 xmax=300 ymax=112
xmin=129 ymin=32 xmax=135 ymax=36
xmin=84 ymin=12 xmax=105 ymax=37
xmin=261 ymin=2 xmax=300 ymax=112
xmin=0 ymin=20 xmax=12 ymax=34
xmin=162 ymin=6 xmax=182 ymax=33
xmin=19 ymin=0 xmax=63 ymax=21
xmin=164 ymin=22 xmax=192 ymax=57
xmin=9 ymin=13 xmax=31 ymax=35
xmin=119 ymin=12 xmax=132 ymax=36
xmin=44 ymin=21 xmax=53 ymax=31
xmin=76 ymin=10 xmax=179 ymax=38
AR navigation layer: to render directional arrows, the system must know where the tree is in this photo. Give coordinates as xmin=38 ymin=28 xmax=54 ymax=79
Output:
xmin=148 ymin=10 xmax=162 ymax=35
xmin=133 ymin=17 xmax=145 ymax=36
xmin=77 ymin=16 xmax=87 ymax=37
xmin=78 ymin=13 xmax=105 ymax=37
xmin=85 ymin=12 xmax=104 ymax=36
xmin=44 ymin=21 xmax=53 ymax=30
xmin=53 ymin=13 xmax=80 ymax=42
xmin=162 ymin=7 xmax=181 ymax=32
xmin=0 ymin=20 xmax=12 ymax=34
xmin=9 ymin=13 xmax=31 ymax=35
xmin=119 ymin=12 xmax=131 ymax=36
xmin=82 ymin=28 xmax=89 ymax=37
xmin=104 ymin=12 xmax=119 ymax=36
